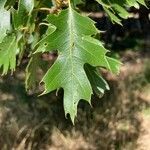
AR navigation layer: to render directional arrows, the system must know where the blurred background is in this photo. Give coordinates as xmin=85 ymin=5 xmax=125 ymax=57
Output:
xmin=0 ymin=1 xmax=150 ymax=150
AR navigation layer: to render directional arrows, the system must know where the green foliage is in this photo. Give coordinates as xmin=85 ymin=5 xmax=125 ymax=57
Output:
xmin=0 ymin=0 xmax=146 ymax=123
xmin=35 ymin=7 xmax=120 ymax=122
xmin=96 ymin=0 xmax=147 ymax=24
xmin=12 ymin=0 xmax=34 ymax=29
xmin=0 ymin=0 xmax=11 ymax=43
xmin=0 ymin=34 xmax=17 ymax=75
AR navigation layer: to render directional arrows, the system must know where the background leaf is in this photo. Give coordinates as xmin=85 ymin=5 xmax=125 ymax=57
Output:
xmin=96 ymin=0 xmax=147 ymax=24
xmin=0 ymin=34 xmax=17 ymax=75
xmin=12 ymin=0 xmax=34 ymax=29
xmin=0 ymin=0 xmax=11 ymax=43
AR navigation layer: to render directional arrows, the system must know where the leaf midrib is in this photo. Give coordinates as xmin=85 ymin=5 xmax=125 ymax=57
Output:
xmin=68 ymin=6 xmax=76 ymax=103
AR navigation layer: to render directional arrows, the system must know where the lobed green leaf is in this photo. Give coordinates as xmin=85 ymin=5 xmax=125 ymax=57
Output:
xmin=35 ymin=6 xmax=121 ymax=123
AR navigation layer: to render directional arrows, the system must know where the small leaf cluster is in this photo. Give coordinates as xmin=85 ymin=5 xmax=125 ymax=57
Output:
xmin=96 ymin=0 xmax=147 ymax=24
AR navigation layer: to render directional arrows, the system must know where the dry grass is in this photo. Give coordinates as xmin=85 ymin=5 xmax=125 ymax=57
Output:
xmin=0 ymin=52 xmax=149 ymax=150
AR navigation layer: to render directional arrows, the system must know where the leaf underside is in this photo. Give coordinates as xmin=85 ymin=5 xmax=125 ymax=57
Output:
xmin=0 ymin=0 xmax=11 ymax=43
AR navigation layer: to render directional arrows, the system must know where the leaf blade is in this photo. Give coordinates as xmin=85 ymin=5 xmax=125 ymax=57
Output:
xmin=36 ymin=7 xmax=121 ymax=122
